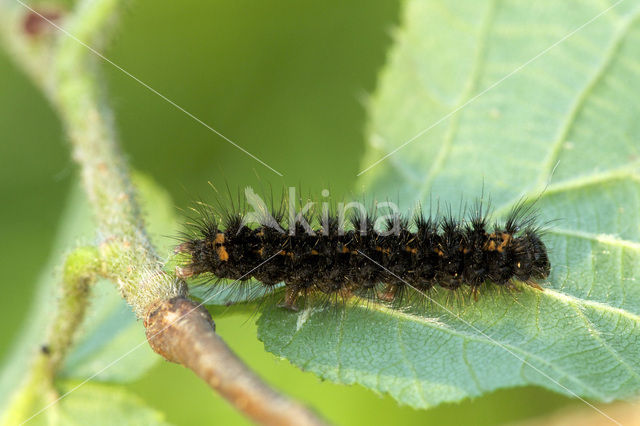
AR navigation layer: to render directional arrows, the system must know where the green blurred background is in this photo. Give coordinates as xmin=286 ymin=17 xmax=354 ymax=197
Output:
xmin=0 ymin=1 xmax=591 ymax=424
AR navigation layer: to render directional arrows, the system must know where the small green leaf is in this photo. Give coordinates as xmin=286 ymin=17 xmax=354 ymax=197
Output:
xmin=258 ymin=0 xmax=640 ymax=408
xmin=0 ymin=172 xmax=178 ymax=414
xmin=0 ymin=186 xmax=92 ymax=414
xmin=61 ymin=173 xmax=179 ymax=382
xmin=58 ymin=279 xmax=156 ymax=383
xmin=45 ymin=381 xmax=170 ymax=426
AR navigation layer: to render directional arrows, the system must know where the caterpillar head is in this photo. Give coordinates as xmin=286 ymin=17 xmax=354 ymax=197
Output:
xmin=513 ymin=231 xmax=550 ymax=282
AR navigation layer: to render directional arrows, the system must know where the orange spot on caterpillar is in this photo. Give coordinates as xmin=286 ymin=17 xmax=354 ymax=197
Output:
xmin=217 ymin=246 xmax=229 ymax=261
xmin=497 ymin=233 xmax=512 ymax=253
xmin=175 ymin=190 xmax=551 ymax=310
xmin=278 ymin=250 xmax=295 ymax=259
xmin=375 ymin=246 xmax=391 ymax=254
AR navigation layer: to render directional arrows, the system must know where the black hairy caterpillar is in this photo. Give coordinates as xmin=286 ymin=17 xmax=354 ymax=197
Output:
xmin=174 ymin=189 xmax=551 ymax=310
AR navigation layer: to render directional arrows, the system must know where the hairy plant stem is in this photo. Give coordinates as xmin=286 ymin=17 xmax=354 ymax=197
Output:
xmin=1 ymin=0 xmax=186 ymax=314
xmin=2 ymin=247 xmax=101 ymax=424
xmin=53 ymin=0 xmax=187 ymax=315
xmin=0 ymin=1 xmax=325 ymax=424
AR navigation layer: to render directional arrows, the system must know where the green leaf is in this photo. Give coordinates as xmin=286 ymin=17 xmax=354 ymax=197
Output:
xmin=0 ymin=172 xmax=178 ymax=413
xmin=257 ymin=0 xmax=640 ymax=409
xmin=32 ymin=381 xmax=170 ymax=426
xmin=58 ymin=278 xmax=157 ymax=383
xmin=60 ymin=173 xmax=179 ymax=382
xmin=61 ymin=173 xmax=180 ymax=383
xmin=0 ymin=185 xmax=90 ymax=414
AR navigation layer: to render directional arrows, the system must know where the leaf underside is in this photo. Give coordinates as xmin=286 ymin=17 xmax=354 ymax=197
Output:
xmin=257 ymin=0 xmax=640 ymax=409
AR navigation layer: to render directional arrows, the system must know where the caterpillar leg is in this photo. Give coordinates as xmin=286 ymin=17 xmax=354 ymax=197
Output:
xmin=278 ymin=285 xmax=301 ymax=311
xmin=505 ymin=279 xmax=520 ymax=292
xmin=336 ymin=287 xmax=354 ymax=303
xmin=525 ymin=279 xmax=544 ymax=291
xmin=471 ymin=285 xmax=480 ymax=302
xmin=175 ymin=265 xmax=194 ymax=279
xmin=378 ymin=283 xmax=397 ymax=302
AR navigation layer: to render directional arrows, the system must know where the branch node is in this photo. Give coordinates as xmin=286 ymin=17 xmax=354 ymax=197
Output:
xmin=144 ymin=297 xmax=327 ymax=426
xmin=144 ymin=297 xmax=214 ymax=362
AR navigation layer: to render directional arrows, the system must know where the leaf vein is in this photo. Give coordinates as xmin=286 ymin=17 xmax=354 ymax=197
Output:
xmin=536 ymin=6 xmax=640 ymax=189
xmin=417 ymin=0 xmax=498 ymax=199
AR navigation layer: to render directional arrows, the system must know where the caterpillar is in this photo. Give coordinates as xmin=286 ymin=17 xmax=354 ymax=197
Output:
xmin=174 ymin=188 xmax=551 ymax=310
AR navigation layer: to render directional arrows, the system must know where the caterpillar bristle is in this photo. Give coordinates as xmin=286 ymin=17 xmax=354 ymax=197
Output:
xmin=175 ymin=191 xmax=551 ymax=310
